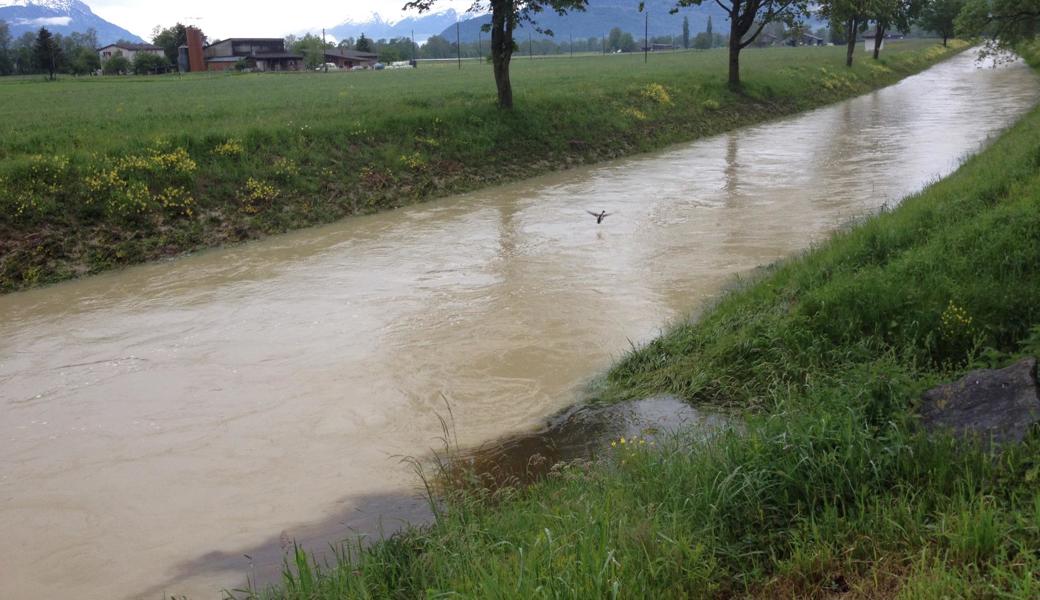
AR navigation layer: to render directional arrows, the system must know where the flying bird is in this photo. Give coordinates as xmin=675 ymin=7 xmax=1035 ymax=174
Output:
xmin=587 ymin=210 xmax=612 ymax=224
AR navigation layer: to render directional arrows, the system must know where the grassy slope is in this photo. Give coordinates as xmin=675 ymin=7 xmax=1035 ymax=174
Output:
xmin=244 ymin=43 xmax=1040 ymax=599
xmin=0 ymin=41 xmax=963 ymax=292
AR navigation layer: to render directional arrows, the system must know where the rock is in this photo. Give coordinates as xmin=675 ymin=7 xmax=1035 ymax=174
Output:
xmin=920 ymin=358 xmax=1040 ymax=446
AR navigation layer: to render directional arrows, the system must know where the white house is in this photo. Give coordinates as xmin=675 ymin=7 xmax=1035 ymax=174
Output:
xmin=98 ymin=43 xmax=165 ymax=63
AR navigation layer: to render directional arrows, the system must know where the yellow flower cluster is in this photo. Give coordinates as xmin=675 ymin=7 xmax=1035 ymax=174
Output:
xmin=155 ymin=186 xmax=195 ymax=217
xmin=5 ymin=155 xmax=69 ymax=217
xmin=106 ymin=181 xmax=153 ymax=218
xmin=213 ymin=139 xmax=244 ymax=157
xmin=817 ymin=67 xmax=854 ymax=92
xmin=641 ymin=83 xmax=673 ymax=106
xmin=941 ymin=300 xmax=974 ymax=338
xmin=240 ymin=178 xmax=279 ymax=213
xmin=702 ymin=99 xmax=721 ymax=111
xmin=610 ymin=436 xmax=654 ymax=449
xmin=272 ymin=157 xmax=299 ymax=179
xmin=116 ymin=147 xmax=197 ymax=176
xmin=622 ymin=107 xmax=648 ymax=121
xmin=401 ymin=152 xmax=427 ymax=171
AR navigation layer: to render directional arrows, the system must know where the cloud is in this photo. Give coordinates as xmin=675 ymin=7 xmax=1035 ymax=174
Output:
xmin=14 ymin=16 xmax=72 ymax=26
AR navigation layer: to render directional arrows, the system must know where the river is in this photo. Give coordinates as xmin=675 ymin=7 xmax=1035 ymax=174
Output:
xmin=1 ymin=49 xmax=1038 ymax=599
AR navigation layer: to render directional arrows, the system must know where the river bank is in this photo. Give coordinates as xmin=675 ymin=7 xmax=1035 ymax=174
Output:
xmin=0 ymin=40 xmax=965 ymax=293
xmin=243 ymin=43 xmax=1040 ymax=598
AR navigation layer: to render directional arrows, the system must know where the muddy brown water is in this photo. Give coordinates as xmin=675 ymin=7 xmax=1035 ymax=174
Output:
xmin=2 ymin=50 xmax=1038 ymax=599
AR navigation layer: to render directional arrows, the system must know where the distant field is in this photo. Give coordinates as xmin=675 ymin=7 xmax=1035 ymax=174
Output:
xmin=0 ymin=40 xmax=963 ymax=291
xmin=0 ymin=41 xmax=943 ymax=159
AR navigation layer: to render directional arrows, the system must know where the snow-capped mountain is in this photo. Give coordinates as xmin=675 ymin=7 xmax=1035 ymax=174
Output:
xmin=0 ymin=0 xmax=144 ymax=44
xmin=328 ymin=8 xmax=474 ymax=43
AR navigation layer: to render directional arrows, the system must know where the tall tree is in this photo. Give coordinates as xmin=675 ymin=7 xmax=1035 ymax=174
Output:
xmin=919 ymin=0 xmax=966 ymax=46
xmin=820 ymin=0 xmax=871 ymax=66
xmin=0 ymin=20 xmax=12 ymax=76
xmin=406 ymin=0 xmax=589 ymax=109
xmin=33 ymin=27 xmax=60 ymax=80
xmin=957 ymin=0 xmax=1038 ymax=52
xmin=669 ymin=0 xmax=808 ymax=89
xmin=356 ymin=33 xmax=372 ymax=52
xmin=868 ymin=0 xmax=921 ymax=59
xmin=152 ymin=23 xmax=201 ymax=63
xmin=683 ymin=16 xmax=691 ymax=47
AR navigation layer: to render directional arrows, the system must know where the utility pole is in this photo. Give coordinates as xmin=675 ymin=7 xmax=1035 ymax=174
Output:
xmin=456 ymin=21 xmax=461 ymax=70
xmin=570 ymin=32 xmax=573 ymax=57
xmin=644 ymin=12 xmax=649 ymax=64
xmin=323 ymin=28 xmax=328 ymax=73
xmin=478 ymin=31 xmax=482 ymax=57
xmin=529 ymin=31 xmax=533 ymax=60
xmin=412 ymin=29 xmax=416 ymax=64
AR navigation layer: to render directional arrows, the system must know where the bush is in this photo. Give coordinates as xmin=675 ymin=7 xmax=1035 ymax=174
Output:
xmin=132 ymin=52 xmax=170 ymax=75
xmin=102 ymin=55 xmax=130 ymax=75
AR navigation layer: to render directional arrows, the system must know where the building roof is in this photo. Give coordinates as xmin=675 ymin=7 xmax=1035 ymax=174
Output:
xmin=253 ymin=52 xmax=304 ymax=59
xmin=99 ymin=43 xmax=163 ymax=52
xmin=213 ymin=38 xmax=287 ymax=44
xmin=324 ymin=48 xmax=378 ymax=60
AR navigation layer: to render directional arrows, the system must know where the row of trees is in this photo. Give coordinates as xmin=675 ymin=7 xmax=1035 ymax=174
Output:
xmin=403 ymin=0 xmax=1036 ymax=109
xmin=0 ymin=22 xmax=103 ymax=77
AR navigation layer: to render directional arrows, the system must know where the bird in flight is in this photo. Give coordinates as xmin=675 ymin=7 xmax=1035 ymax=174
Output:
xmin=587 ymin=210 xmax=612 ymax=224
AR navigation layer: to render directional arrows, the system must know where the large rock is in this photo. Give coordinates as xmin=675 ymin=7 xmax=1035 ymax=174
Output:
xmin=920 ymin=358 xmax=1040 ymax=446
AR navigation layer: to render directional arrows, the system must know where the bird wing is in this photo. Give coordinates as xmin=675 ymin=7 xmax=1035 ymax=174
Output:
xmin=586 ymin=210 xmax=601 ymax=217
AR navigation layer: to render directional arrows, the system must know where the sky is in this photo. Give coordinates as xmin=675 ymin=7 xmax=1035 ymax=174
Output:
xmin=84 ymin=0 xmax=476 ymax=40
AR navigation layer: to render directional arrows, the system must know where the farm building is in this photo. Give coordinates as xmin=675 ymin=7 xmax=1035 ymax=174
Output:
xmin=202 ymin=38 xmax=305 ymax=72
xmin=98 ymin=43 xmax=165 ymax=63
xmin=322 ymin=48 xmax=379 ymax=69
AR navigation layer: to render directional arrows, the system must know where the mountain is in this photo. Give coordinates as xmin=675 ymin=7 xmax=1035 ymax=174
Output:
xmin=328 ymin=9 xmax=478 ymax=43
xmin=441 ymin=0 xmax=730 ymax=43
xmin=0 ymin=0 xmax=144 ymax=45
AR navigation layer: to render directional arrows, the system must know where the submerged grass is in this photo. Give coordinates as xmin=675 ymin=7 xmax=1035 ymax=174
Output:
xmin=234 ymin=42 xmax=1040 ymax=599
xmin=0 ymin=40 xmax=965 ymax=292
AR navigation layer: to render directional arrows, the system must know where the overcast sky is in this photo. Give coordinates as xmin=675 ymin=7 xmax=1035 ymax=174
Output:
xmin=85 ymin=0 xmax=476 ymax=40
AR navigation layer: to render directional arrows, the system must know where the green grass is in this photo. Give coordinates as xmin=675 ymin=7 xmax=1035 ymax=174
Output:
xmin=234 ymin=41 xmax=1040 ymax=599
xmin=0 ymin=40 xmax=964 ymax=292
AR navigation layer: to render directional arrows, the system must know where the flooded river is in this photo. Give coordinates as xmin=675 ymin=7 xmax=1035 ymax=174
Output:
xmin=2 ymin=50 xmax=1038 ymax=599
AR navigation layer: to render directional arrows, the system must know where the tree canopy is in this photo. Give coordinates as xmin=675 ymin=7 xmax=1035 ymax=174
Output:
xmin=404 ymin=0 xmax=589 ymax=108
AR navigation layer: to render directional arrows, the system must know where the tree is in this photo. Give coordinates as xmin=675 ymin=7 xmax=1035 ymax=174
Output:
xmin=919 ymin=0 xmax=966 ymax=46
xmin=102 ymin=53 xmax=130 ymax=75
xmin=356 ymin=33 xmax=372 ymax=52
xmin=957 ymin=0 xmax=1037 ymax=52
xmin=152 ymin=23 xmax=201 ymax=63
xmin=132 ymin=52 xmax=170 ymax=75
xmin=868 ymin=0 xmax=922 ymax=59
xmin=670 ymin=0 xmax=808 ymax=89
xmin=693 ymin=30 xmax=713 ymax=48
xmin=820 ymin=0 xmax=871 ymax=66
xmin=34 ymin=27 xmax=61 ymax=80
xmin=682 ymin=16 xmax=691 ymax=48
xmin=289 ymin=33 xmax=332 ymax=69
xmin=0 ymin=20 xmax=12 ymax=76
xmin=707 ymin=14 xmax=714 ymax=36
xmin=406 ymin=0 xmax=589 ymax=110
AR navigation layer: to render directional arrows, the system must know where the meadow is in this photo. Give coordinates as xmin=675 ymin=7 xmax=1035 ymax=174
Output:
xmin=0 ymin=40 xmax=963 ymax=292
xmin=242 ymin=42 xmax=1040 ymax=599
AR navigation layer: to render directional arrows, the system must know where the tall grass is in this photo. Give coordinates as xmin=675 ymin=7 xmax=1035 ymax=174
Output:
xmin=234 ymin=44 xmax=1040 ymax=599
xmin=0 ymin=41 xmax=965 ymax=292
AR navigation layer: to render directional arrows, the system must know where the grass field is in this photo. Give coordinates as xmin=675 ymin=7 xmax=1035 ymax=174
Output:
xmin=238 ymin=42 xmax=1040 ymax=599
xmin=0 ymin=40 xmax=964 ymax=292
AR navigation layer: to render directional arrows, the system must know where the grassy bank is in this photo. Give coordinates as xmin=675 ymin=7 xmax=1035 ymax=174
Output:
xmin=239 ymin=42 xmax=1040 ymax=599
xmin=0 ymin=40 xmax=965 ymax=293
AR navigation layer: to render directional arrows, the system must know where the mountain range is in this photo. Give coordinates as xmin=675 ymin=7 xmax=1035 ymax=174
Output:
xmin=0 ymin=0 xmax=144 ymax=44
xmin=330 ymin=1 xmax=731 ymax=44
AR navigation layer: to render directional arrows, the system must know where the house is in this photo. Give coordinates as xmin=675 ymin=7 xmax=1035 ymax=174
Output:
xmin=203 ymin=38 xmax=304 ymax=72
xmin=322 ymin=48 xmax=379 ymax=69
xmin=787 ymin=33 xmax=825 ymax=47
xmin=98 ymin=43 xmax=165 ymax=63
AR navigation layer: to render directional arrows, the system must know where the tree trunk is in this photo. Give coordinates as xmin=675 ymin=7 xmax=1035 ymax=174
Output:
xmin=845 ymin=17 xmax=858 ymax=67
xmin=942 ymin=34 xmax=948 ymax=47
xmin=728 ymin=18 xmax=741 ymax=90
xmin=873 ymin=24 xmax=885 ymax=60
xmin=490 ymin=1 xmax=514 ymax=109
